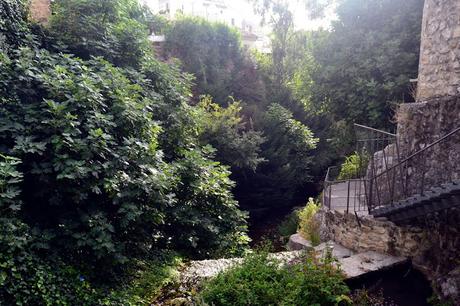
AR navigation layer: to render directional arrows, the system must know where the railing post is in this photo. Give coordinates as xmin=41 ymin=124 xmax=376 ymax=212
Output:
xmin=420 ymin=150 xmax=426 ymax=196
xmin=328 ymin=183 xmax=332 ymax=210
xmin=346 ymin=180 xmax=351 ymax=214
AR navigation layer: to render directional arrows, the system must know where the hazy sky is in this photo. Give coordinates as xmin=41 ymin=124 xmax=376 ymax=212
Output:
xmin=145 ymin=0 xmax=336 ymax=31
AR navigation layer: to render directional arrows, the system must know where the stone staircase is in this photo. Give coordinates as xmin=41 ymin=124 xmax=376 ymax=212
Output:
xmin=371 ymin=180 xmax=460 ymax=222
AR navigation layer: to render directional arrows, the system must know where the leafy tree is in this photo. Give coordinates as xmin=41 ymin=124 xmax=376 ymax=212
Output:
xmin=49 ymin=0 xmax=151 ymax=68
xmin=164 ymin=16 xmax=267 ymax=106
xmin=0 ymin=0 xmax=249 ymax=276
xmin=197 ymin=96 xmax=266 ymax=172
xmin=309 ymin=0 xmax=424 ymax=129
xmin=163 ymin=148 xmax=250 ymax=258
xmin=235 ymin=104 xmax=318 ymax=210
xmin=252 ymin=0 xmax=423 ymax=175
xmin=0 ymin=0 xmax=30 ymax=52
xmin=163 ymin=15 xmax=319 ymax=212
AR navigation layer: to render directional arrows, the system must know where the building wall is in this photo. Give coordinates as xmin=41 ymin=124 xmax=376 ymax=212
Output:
xmin=417 ymin=0 xmax=460 ymax=101
xmin=29 ymin=0 xmax=51 ymax=24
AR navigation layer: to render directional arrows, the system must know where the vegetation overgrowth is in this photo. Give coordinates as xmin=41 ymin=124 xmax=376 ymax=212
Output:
xmin=298 ymin=198 xmax=321 ymax=246
xmin=199 ymin=250 xmax=351 ymax=306
xmin=0 ymin=0 xmax=247 ymax=303
xmin=338 ymin=152 xmax=369 ymax=180
xmin=0 ymin=0 xmax=425 ymax=304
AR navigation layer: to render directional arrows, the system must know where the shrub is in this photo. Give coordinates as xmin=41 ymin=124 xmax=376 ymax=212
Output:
xmin=278 ymin=210 xmax=300 ymax=238
xmin=197 ymin=96 xmax=266 ymax=172
xmin=0 ymin=0 xmax=248 ymax=273
xmin=0 ymin=155 xmax=136 ymax=305
xmin=125 ymin=252 xmax=182 ymax=304
xmin=199 ymin=251 xmax=350 ymax=306
xmin=238 ymin=104 xmax=318 ymax=210
xmin=298 ymin=198 xmax=321 ymax=246
xmin=338 ymin=152 xmax=369 ymax=180
xmin=50 ymin=0 xmax=151 ymax=68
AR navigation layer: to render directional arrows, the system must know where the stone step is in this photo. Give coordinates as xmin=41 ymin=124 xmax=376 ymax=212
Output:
xmin=288 ymin=235 xmax=355 ymax=259
xmin=181 ymin=241 xmax=406 ymax=285
xmin=339 ymin=251 xmax=407 ymax=279
xmin=372 ymin=180 xmax=460 ymax=222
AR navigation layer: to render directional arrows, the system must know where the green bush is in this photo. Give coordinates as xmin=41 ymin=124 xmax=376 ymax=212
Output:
xmin=338 ymin=152 xmax=369 ymax=180
xmin=199 ymin=251 xmax=350 ymax=306
xmin=238 ymin=104 xmax=318 ymax=210
xmin=50 ymin=0 xmax=151 ymax=68
xmin=278 ymin=210 xmax=300 ymax=238
xmin=298 ymin=198 xmax=321 ymax=246
xmin=0 ymin=154 xmax=137 ymax=305
xmin=1 ymin=0 xmax=248 ymax=274
xmin=197 ymin=96 xmax=266 ymax=172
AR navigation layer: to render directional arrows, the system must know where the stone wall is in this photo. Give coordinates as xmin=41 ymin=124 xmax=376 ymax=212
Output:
xmin=417 ymin=0 xmax=460 ymax=101
xmin=396 ymin=96 xmax=460 ymax=194
xmin=320 ymin=210 xmax=425 ymax=257
xmin=319 ymin=208 xmax=460 ymax=303
xmin=29 ymin=0 xmax=51 ymax=25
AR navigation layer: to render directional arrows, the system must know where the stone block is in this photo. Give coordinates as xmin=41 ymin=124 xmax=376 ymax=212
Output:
xmin=287 ymin=233 xmax=313 ymax=251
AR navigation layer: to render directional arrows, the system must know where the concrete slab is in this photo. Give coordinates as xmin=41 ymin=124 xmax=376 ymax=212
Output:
xmin=339 ymin=251 xmax=408 ymax=279
xmin=181 ymin=248 xmax=406 ymax=285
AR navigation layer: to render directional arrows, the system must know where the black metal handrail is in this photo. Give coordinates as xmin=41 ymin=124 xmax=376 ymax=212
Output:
xmin=323 ymin=124 xmax=399 ymax=215
xmin=367 ymin=126 xmax=460 ymax=212
xmin=323 ymin=166 xmax=368 ymax=214
xmin=354 ymin=123 xmax=397 ymax=137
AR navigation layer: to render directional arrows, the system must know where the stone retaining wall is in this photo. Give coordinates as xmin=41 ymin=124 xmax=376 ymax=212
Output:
xmin=319 ymin=208 xmax=460 ymax=303
xmin=396 ymin=96 xmax=460 ymax=195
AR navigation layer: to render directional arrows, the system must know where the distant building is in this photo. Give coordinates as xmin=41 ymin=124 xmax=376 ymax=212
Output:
xmin=146 ymin=0 xmax=269 ymax=51
xmin=29 ymin=0 xmax=51 ymax=24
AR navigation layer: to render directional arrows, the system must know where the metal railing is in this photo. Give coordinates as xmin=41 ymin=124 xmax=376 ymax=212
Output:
xmin=323 ymin=166 xmax=368 ymax=214
xmin=323 ymin=124 xmax=399 ymax=215
xmin=323 ymin=123 xmax=460 ymax=218
xmin=367 ymin=126 xmax=460 ymax=212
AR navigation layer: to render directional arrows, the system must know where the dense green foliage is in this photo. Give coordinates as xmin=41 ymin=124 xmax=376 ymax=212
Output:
xmin=163 ymin=16 xmax=318 ymax=212
xmin=200 ymin=251 xmax=350 ymax=305
xmin=309 ymin=0 xmax=424 ymax=129
xmin=277 ymin=210 xmax=300 ymax=238
xmin=50 ymin=0 xmax=151 ymax=68
xmin=164 ymin=16 xmax=267 ymax=106
xmin=251 ymin=0 xmax=423 ymax=175
xmin=236 ymin=104 xmax=318 ymax=209
xmin=0 ymin=0 xmax=427 ymax=303
xmin=0 ymin=0 xmax=250 ymax=304
xmin=197 ymin=96 xmax=266 ymax=172
xmin=0 ymin=155 xmax=135 ymax=305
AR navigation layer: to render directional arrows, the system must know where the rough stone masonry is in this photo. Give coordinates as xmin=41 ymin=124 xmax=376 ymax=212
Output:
xmin=417 ymin=0 xmax=460 ymax=101
xmin=329 ymin=0 xmax=460 ymax=302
